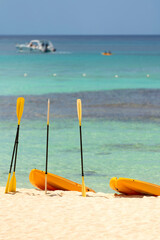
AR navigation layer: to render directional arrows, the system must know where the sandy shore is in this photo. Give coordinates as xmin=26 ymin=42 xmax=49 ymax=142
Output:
xmin=0 ymin=187 xmax=160 ymax=240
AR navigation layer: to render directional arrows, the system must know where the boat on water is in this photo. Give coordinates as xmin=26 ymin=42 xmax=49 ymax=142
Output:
xmin=102 ymin=51 xmax=112 ymax=56
xmin=16 ymin=40 xmax=56 ymax=53
xmin=29 ymin=169 xmax=95 ymax=192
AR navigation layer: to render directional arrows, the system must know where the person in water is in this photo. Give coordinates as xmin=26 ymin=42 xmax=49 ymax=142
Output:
xmin=103 ymin=51 xmax=112 ymax=54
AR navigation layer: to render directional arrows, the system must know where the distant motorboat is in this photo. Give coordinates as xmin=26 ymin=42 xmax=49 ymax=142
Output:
xmin=16 ymin=40 xmax=56 ymax=53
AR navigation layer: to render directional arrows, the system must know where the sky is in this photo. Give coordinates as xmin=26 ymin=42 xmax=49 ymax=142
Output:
xmin=0 ymin=0 xmax=159 ymax=35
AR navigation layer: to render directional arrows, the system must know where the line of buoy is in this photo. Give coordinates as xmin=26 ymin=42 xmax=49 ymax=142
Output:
xmin=114 ymin=74 xmax=151 ymax=78
xmin=23 ymin=73 xmax=151 ymax=78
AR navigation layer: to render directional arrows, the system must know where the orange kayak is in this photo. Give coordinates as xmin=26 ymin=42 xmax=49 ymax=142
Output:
xmin=102 ymin=52 xmax=112 ymax=56
xmin=110 ymin=177 xmax=160 ymax=196
xmin=29 ymin=169 xmax=95 ymax=192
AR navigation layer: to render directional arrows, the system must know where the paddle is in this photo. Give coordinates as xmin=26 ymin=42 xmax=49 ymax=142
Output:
xmin=5 ymin=127 xmax=18 ymax=193
xmin=77 ymin=99 xmax=86 ymax=197
xmin=45 ymin=99 xmax=50 ymax=194
xmin=6 ymin=97 xmax=25 ymax=193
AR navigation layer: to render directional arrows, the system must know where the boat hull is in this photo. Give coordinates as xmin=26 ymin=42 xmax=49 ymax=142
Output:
xmin=110 ymin=177 xmax=160 ymax=196
xmin=29 ymin=169 xmax=95 ymax=192
xmin=102 ymin=53 xmax=112 ymax=56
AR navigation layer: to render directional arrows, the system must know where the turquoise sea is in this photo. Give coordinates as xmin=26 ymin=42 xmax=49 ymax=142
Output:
xmin=0 ymin=35 xmax=160 ymax=193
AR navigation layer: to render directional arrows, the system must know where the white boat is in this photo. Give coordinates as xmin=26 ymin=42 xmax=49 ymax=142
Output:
xmin=16 ymin=40 xmax=56 ymax=53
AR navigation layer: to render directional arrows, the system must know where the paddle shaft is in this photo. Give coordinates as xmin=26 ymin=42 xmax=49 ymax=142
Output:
xmin=79 ymin=125 xmax=84 ymax=177
xmin=45 ymin=125 xmax=49 ymax=174
xmin=45 ymin=99 xmax=50 ymax=194
xmin=9 ymin=125 xmax=19 ymax=173
xmin=13 ymin=125 xmax=20 ymax=172
xmin=45 ymin=99 xmax=50 ymax=174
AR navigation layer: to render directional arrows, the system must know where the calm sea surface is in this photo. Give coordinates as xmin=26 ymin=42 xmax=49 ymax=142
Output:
xmin=0 ymin=35 xmax=160 ymax=193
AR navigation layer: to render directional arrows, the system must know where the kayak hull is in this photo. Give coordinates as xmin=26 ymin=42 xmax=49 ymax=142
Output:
xmin=29 ymin=169 xmax=95 ymax=193
xmin=110 ymin=177 xmax=160 ymax=196
xmin=102 ymin=53 xmax=112 ymax=56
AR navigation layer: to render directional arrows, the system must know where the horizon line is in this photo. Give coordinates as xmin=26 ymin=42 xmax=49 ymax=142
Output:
xmin=0 ymin=33 xmax=160 ymax=36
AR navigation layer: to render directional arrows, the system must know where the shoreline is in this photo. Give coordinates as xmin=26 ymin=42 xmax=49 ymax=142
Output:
xmin=1 ymin=187 xmax=160 ymax=239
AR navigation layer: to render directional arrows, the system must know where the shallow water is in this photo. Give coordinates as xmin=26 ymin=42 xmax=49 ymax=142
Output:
xmin=0 ymin=90 xmax=160 ymax=193
xmin=0 ymin=35 xmax=160 ymax=95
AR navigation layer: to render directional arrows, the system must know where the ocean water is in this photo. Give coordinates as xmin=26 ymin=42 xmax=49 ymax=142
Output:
xmin=0 ymin=35 xmax=160 ymax=193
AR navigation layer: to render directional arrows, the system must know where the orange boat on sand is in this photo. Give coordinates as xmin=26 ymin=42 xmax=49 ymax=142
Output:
xmin=110 ymin=177 xmax=160 ymax=196
xmin=29 ymin=169 xmax=95 ymax=193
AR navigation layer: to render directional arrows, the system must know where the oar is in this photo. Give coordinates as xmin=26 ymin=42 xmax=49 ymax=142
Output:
xmin=77 ymin=99 xmax=86 ymax=197
xmin=45 ymin=99 xmax=50 ymax=194
xmin=5 ymin=127 xmax=19 ymax=193
xmin=5 ymin=97 xmax=25 ymax=193
xmin=8 ymin=97 xmax=25 ymax=193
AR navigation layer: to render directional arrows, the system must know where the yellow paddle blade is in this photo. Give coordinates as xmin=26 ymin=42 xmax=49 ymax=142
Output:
xmin=16 ymin=97 xmax=25 ymax=125
xmin=77 ymin=99 xmax=82 ymax=126
xmin=82 ymin=176 xmax=86 ymax=197
xmin=5 ymin=173 xmax=11 ymax=193
xmin=47 ymin=99 xmax=50 ymax=125
xmin=9 ymin=172 xmax=16 ymax=192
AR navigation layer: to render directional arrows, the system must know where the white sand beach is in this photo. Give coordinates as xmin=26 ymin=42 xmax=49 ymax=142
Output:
xmin=0 ymin=188 xmax=160 ymax=240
